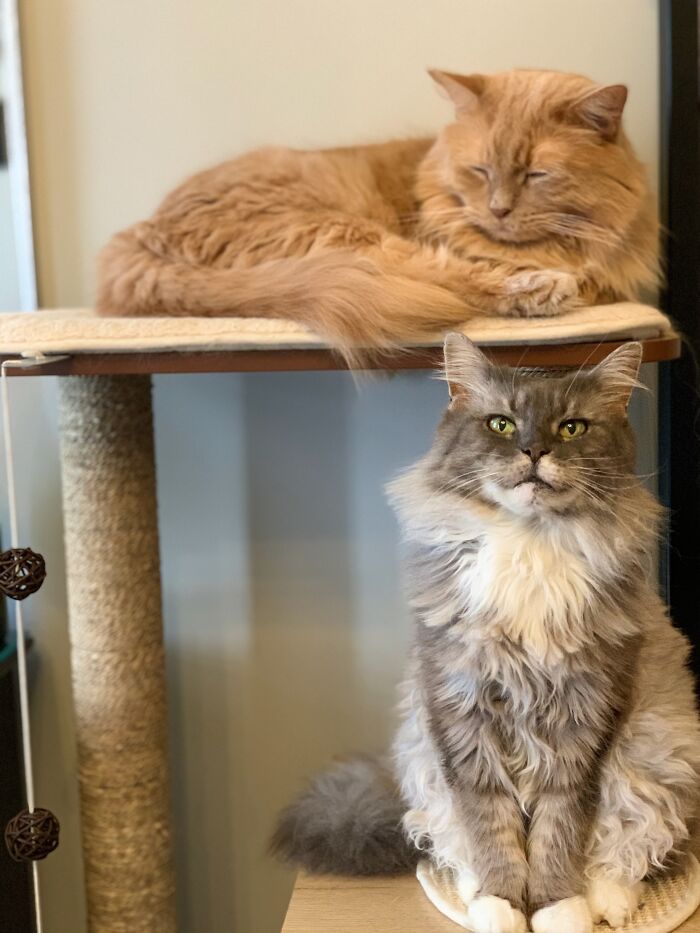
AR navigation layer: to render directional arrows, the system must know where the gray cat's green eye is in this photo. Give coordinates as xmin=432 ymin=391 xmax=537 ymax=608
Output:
xmin=487 ymin=415 xmax=516 ymax=436
xmin=559 ymin=419 xmax=588 ymax=440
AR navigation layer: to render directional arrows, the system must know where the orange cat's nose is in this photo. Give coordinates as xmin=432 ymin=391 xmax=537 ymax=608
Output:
xmin=490 ymin=205 xmax=512 ymax=219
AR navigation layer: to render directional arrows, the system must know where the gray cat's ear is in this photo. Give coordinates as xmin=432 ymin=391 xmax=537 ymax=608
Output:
xmin=569 ymin=84 xmax=628 ymax=141
xmin=443 ymin=333 xmax=491 ymax=401
xmin=428 ymin=69 xmax=485 ymax=118
xmin=591 ymin=342 xmax=643 ymax=411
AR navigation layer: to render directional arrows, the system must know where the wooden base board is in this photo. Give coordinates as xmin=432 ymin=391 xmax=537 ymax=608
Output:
xmin=281 ymin=871 xmax=700 ymax=933
xmin=281 ymin=874 xmax=450 ymax=932
xmin=0 ymin=333 xmax=681 ymax=377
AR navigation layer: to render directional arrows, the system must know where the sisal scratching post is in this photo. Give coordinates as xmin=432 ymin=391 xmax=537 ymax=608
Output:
xmin=59 ymin=376 xmax=176 ymax=933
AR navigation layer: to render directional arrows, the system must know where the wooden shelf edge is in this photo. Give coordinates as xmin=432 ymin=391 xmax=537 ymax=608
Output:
xmin=281 ymin=860 xmax=700 ymax=933
xmin=0 ymin=333 xmax=681 ymax=377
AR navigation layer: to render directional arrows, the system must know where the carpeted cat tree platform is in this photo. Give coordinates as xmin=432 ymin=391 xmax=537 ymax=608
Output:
xmin=0 ymin=302 xmax=675 ymax=357
xmin=417 ymin=858 xmax=700 ymax=932
xmin=0 ymin=304 xmax=683 ymax=933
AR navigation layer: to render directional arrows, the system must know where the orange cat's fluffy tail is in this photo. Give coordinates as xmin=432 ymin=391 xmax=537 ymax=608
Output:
xmin=97 ymin=223 xmax=469 ymax=362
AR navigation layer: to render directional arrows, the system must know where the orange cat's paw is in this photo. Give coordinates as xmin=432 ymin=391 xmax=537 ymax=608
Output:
xmin=502 ymin=269 xmax=579 ymax=317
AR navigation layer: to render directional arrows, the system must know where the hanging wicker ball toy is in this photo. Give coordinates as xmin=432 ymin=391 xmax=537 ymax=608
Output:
xmin=0 ymin=545 xmax=59 ymax=863
xmin=0 ymin=548 xmax=46 ymax=600
xmin=4 ymin=809 xmax=60 ymax=862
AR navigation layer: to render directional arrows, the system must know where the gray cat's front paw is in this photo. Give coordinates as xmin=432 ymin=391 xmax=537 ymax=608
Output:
xmin=502 ymin=269 xmax=579 ymax=317
xmin=587 ymin=878 xmax=644 ymax=927
xmin=466 ymin=895 xmax=528 ymax=933
xmin=531 ymin=895 xmax=593 ymax=933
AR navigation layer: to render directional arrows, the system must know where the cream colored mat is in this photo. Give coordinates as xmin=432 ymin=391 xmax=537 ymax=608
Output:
xmin=0 ymin=303 xmax=672 ymax=355
xmin=417 ymin=858 xmax=700 ymax=933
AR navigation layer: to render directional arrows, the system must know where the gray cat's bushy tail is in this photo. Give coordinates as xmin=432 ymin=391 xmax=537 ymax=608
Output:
xmin=270 ymin=757 xmax=419 ymax=876
xmin=96 ymin=222 xmax=468 ymax=365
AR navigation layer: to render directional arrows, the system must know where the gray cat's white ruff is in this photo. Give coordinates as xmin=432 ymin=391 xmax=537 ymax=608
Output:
xmin=417 ymin=856 xmax=700 ymax=933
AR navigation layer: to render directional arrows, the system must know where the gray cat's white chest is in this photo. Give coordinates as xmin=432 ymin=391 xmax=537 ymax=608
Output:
xmin=454 ymin=522 xmax=597 ymax=660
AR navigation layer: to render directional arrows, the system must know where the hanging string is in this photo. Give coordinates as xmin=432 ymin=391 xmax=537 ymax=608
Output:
xmin=1 ymin=353 xmax=68 ymax=933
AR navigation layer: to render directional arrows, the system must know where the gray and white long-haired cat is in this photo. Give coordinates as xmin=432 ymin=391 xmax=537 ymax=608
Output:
xmin=273 ymin=336 xmax=700 ymax=933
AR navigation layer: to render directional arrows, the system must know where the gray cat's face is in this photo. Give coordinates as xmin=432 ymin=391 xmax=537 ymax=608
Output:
xmin=428 ymin=336 xmax=642 ymax=518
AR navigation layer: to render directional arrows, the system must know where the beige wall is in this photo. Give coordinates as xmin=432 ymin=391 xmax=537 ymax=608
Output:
xmin=13 ymin=2 xmax=659 ymax=931
xmin=22 ymin=0 xmax=660 ymax=306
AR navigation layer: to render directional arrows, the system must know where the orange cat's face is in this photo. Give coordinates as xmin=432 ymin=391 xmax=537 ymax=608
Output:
xmin=425 ymin=69 xmax=646 ymax=249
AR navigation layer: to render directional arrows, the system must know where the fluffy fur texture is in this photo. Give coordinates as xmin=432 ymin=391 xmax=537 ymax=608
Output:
xmin=270 ymin=757 xmax=418 ymax=876
xmin=273 ymin=338 xmax=699 ymax=932
xmin=97 ymin=69 xmax=658 ymax=360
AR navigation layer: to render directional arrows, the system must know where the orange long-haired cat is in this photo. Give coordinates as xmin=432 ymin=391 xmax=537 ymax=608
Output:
xmin=97 ymin=69 xmax=658 ymax=359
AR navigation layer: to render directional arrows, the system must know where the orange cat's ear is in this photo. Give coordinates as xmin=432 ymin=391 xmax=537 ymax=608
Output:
xmin=428 ymin=69 xmax=485 ymax=118
xmin=568 ymin=84 xmax=628 ymax=140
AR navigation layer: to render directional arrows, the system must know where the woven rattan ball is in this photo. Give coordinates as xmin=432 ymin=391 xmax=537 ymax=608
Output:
xmin=0 ymin=548 xmax=46 ymax=600
xmin=5 ymin=808 xmax=60 ymax=862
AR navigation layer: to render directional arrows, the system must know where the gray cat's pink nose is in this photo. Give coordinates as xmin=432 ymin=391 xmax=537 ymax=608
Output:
xmin=521 ymin=448 xmax=549 ymax=463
